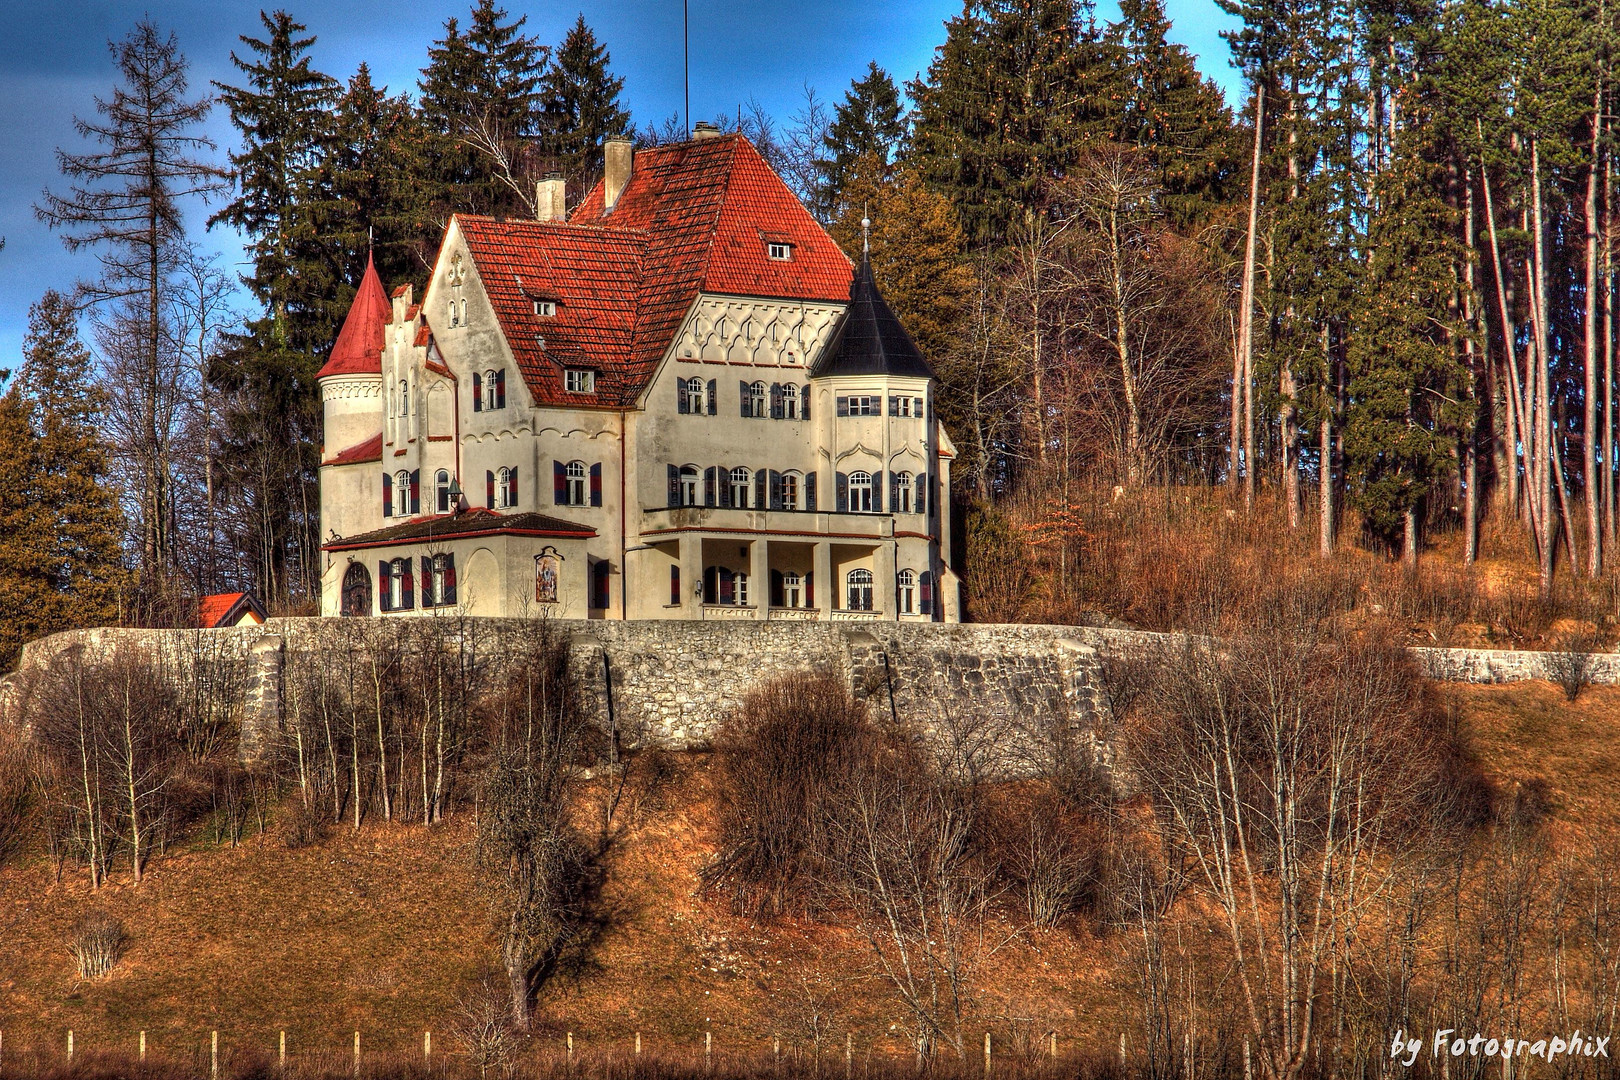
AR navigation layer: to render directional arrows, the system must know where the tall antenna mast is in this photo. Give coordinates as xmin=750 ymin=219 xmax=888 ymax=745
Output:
xmin=684 ymin=0 xmax=690 ymax=139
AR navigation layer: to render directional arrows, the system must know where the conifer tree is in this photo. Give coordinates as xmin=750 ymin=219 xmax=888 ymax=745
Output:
xmin=211 ymin=9 xmax=339 ymax=343
xmin=817 ymin=63 xmax=906 ymax=219
xmin=538 ymin=15 xmax=630 ymax=204
xmin=418 ymin=0 xmax=549 ymax=221
xmin=0 ymin=292 xmax=126 ymax=668
xmin=906 ymin=0 xmax=1123 ymax=248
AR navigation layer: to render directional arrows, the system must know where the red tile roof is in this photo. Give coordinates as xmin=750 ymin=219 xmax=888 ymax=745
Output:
xmin=317 ymin=254 xmax=389 ymax=380
xmin=458 ymin=134 xmax=853 ymax=409
xmin=322 ymin=509 xmax=597 ymax=551
xmin=323 ymin=432 xmax=383 ymax=466
xmin=198 ymin=592 xmax=267 ymax=628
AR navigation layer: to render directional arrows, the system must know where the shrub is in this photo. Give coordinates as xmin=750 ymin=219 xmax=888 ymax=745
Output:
xmin=707 ymin=672 xmax=877 ymax=915
xmin=1545 ymin=630 xmax=1599 ymax=702
xmin=68 ymin=911 xmax=127 ymax=978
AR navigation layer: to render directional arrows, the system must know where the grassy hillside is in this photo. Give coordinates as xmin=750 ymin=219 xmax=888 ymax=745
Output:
xmin=0 ymin=680 xmax=1614 ymax=1071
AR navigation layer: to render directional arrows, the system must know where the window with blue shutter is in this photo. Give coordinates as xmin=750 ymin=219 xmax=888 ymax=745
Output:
xmin=472 ymin=371 xmax=483 ymax=412
xmin=676 ymin=378 xmax=688 ymax=414
xmin=554 ymin=461 xmax=566 ymax=505
xmin=383 ymin=473 xmax=393 ymax=518
xmin=889 ymin=471 xmax=899 ymax=513
xmin=590 ymin=463 xmax=602 ymax=507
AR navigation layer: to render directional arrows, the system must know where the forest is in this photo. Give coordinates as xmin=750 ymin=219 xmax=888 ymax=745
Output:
xmin=5 ymin=0 xmax=1620 ymax=658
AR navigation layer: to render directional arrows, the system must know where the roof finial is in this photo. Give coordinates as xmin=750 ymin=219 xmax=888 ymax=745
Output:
xmin=367 ymin=225 xmax=374 ymax=256
xmin=861 ymin=203 xmax=871 ymax=256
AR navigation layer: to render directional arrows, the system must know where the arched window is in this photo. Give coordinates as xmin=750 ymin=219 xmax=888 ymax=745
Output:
xmin=566 ymin=461 xmax=587 ymax=506
xmin=430 ymin=553 xmax=453 ymax=606
xmin=730 ymin=466 xmax=751 ymax=508
xmin=447 ymin=299 xmax=459 ymax=327
xmin=849 ymin=471 xmax=874 ymax=513
xmin=783 ymin=571 xmax=802 ymax=608
xmin=781 ymin=383 xmax=799 ymax=419
xmin=684 ymin=376 xmax=706 ymax=414
xmin=497 ymin=467 xmax=516 ymax=509
xmin=394 ymin=470 xmax=411 ymax=517
xmin=435 ymin=470 xmax=452 ymax=513
xmin=895 ymin=471 xmax=914 ymax=514
xmin=483 ymin=370 xmax=499 ymax=411
xmin=779 ymin=471 xmax=800 ymax=511
xmin=399 ymin=380 xmax=410 ymax=416
xmin=679 ymin=465 xmax=700 ymax=506
xmin=459 ymin=298 xmax=467 ymax=324
xmin=846 ymin=568 xmax=874 ymax=612
xmin=748 ymin=381 xmax=767 ymax=418
xmin=897 ymin=569 xmax=916 ymax=614
xmin=341 ymin=562 xmax=372 ymax=617
xmin=389 ymin=558 xmax=406 ymax=610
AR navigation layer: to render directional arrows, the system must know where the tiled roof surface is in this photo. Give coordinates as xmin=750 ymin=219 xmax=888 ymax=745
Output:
xmin=460 ymin=134 xmax=853 ymax=408
xmin=813 ymin=255 xmax=937 ymax=380
xmin=323 ymin=509 xmax=597 ymax=551
xmin=323 ymin=432 xmax=383 ymax=466
xmin=198 ymin=592 xmax=265 ymax=628
xmin=317 ymin=254 xmax=389 ymax=379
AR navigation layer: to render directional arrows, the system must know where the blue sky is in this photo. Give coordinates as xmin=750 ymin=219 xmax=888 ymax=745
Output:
xmin=0 ymin=0 xmax=1241 ymax=366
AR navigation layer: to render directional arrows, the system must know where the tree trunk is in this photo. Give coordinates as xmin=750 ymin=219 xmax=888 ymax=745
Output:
xmin=1608 ymin=143 xmax=1617 ymax=549
xmin=1480 ymin=143 xmax=1524 ymax=521
xmin=1464 ymin=173 xmax=1480 ymax=565
xmin=1586 ymin=90 xmax=1604 ymax=574
xmin=1532 ymin=141 xmax=1555 ymax=595
xmin=1236 ymin=85 xmax=1265 ymax=505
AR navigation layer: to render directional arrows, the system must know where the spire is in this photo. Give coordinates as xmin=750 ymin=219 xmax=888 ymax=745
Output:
xmin=316 ymin=254 xmax=390 ymax=380
xmin=812 ymin=255 xmax=934 ymax=380
xmin=862 ymin=202 xmax=871 ymax=255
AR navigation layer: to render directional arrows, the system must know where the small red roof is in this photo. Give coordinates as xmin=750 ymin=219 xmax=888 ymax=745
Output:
xmin=323 ymin=432 xmax=383 ymax=467
xmin=316 ymin=254 xmax=390 ymax=380
xmin=198 ymin=592 xmax=267 ymax=628
xmin=458 ymin=134 xmax=854 ymax=410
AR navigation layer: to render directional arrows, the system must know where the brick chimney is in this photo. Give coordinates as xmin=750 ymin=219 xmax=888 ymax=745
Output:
xmin=604 ymin=136 xmax=633 ymax=212
xmin=536 ymin=174 xmax=566 ymax=221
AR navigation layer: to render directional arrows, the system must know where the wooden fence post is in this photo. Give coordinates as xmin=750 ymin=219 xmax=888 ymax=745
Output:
xmin=636 ymin=1032 xmax=642 ymax=1057
xmin=353 ymin=1031 xmax=360 ymax=1076
xmin=280 ymin=1031 xmax=286 ymax=1071
xmin=567 ymin=1031 xmax=575 ymax=1070
xmin=984 ymin=1032 xmax=992 ymax=1076
xmin=424 ymin=1031 xmax=432 ymax=1060
xmin=705 ymin=1027 xmax=712 ymax=1074
xmin=1049 ymin=1032 xmax=1057 ymax=1059
xmin=211 ymin=1030 xmax=219 ymax=1080
xmin=66 ymin=1030 xmax=73 ymax=1063
xmin=1119 ymin=1033 xmax=1126 ymax=1069
xmin=774 ymin=1033 xmax=781 ymax=1075
xmin=139 ymin=1030 xmax=146 ymax=1063
xmin=1243 ymin=1038 xmax=1252 ymax=1080
xmin=845 ymin=1032 xmax=852 ymax=1080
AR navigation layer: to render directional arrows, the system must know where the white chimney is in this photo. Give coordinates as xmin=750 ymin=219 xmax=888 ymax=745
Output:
xmin=536 ymin=174 xmax=566 ymax=221
xmin=604 ymin=136 xmax=633 ymax=212
xmin=691 ymin=121 xmax=722 ymax=141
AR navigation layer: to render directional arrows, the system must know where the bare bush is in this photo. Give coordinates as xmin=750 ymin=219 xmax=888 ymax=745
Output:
xmin=68 ymin=911 xmax=127 ymax=978
xmin=982 ymin=787 xmax=1101 ymax=928
xmin=452 ymin=975 xmax=519 ymax=1079
xmin=707 ymin=672 xmax=877 ymax=915
xmin=0 ymin=726 xmax=34 ymax=866
xmin=1545 ymin=629 xmax=1599 ymax=702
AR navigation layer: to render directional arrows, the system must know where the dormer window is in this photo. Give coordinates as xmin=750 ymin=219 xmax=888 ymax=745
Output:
xmin=533 ymin=300 xmax=556 ymax=317
xmin=767 ymin=242 xmax=792 ymax=261
xmin=565 ymin=369 xmax=596 ymax=394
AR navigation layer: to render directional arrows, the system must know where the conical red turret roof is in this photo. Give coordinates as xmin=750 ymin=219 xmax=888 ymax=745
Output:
xmin=316 ymin=254 xmax=389 ymax=379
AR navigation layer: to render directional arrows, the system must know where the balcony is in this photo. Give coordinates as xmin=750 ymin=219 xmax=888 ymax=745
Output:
xmin=701 ymin=603 xmax=760 ymax=620
xmin=639 ymin=506 xmax=893 ymax=539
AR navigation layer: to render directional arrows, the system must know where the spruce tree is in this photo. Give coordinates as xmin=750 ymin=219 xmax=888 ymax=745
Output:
xmin=211 ymin=9 xmax=339 ymax=343
xmin=816 ymin=63 xmax=906 ymax=220
xmin=0 ymin=292 xmax=126 ymax=667
xmin=539 ymin=16 xmax=630 ymax=204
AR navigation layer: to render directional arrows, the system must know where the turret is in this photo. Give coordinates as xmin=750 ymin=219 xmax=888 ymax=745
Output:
xmin=317 ymin=254 xmax=389 ymax=458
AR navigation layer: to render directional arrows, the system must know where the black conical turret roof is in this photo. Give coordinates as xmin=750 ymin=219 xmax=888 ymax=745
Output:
xmin=812 ymin=255 xmax=935 ymax=380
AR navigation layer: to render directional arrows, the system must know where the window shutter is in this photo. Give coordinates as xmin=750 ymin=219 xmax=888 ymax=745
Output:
xmin=472 ymin=371 xmax=483 ymax=412
xmin=378 ymin=562 xmax=392 ymax=611
xmin=770 ymin=569 xmax=784 ymax=607
xmin=920 ymin=571 xmax=934 ymax=616
xmin=914 ymin=397 xmax=925 ymax=417
xmin=486 ymin=470 xmax=495 ymax=509
xmin=719 ymin=567 xmax=733 ymax=605
xmin=769 ymin=470 xmax=782 ymax=510
xmin=554 ymin=461 xmax=566 ymax=505
xmin=836 ymin=472 xmax=848 ymax=513
xmin=421 ymin=557 xmax=434 ymax=607
xmin=495 ymin=369 xmax=506 ymax=408
xmin=676 ymin=379 xmax=688 ymax=414
xmin=800 ymin=386 xmax=809 ymax=421
xmin=706 ymin=379 xmax=717 ymax=415
xmin=928 ymin=472 xmax=936 ymax=516
xmin=889 ymin=395 xmax=899 ymax=416
xmin=383 ymin=472 xmax=393 ymax=518
xmin=668 ymin=464 xmax=680 ymax=507
xmin=671 ymin=565 xmax=681 ymax=606
xmin=718 ymin=466 xmax=731 ymax=508
xmin=704 ymin=466 xmax=716 ymax=507
xmin=889 ymin=472 xmax=899 ymax=513
xmin=916 ymin=475 xmax=927 ymax=517
xmin=755 ymin=468 xmax=767 ymax=509
xmin=740 ymin=380 xmax=751 ymax=417
xmin=400 ymin=562 xmax=415 ymax=610
xmin=770 ymin=383 xmax=783 ymax=419
xmin=837 ymin=395 xmax=849 ymax=417
xmin=410 ymin=470 xmax=420 ymax=515
xmin=445 ymin=555 xmax=458 ymax=605
xmin=806 ymin=471 xmax=817 ymax=511
xmin=509 ymin=466 xmax=517 ymax=506
xmin=804 ymin=570 xmax=814 ymax=607
xmin=590 ymin=463 xmax=602 ymax=507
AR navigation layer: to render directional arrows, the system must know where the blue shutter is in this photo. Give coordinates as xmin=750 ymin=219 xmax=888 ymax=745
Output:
xmin=509 ymin=466 xmax=517 ymax=507
xmin=889 ymin=472 xmax=899 ymax=513
xmin=671 ymin=565 xmax=681 ymax=605
xmin=421 ymin=557 xmax=433 ymax=607
xmin=677 ymin=378 xmax=689 ymax=414
xmin=445 ymin=555 xmax=458 ymax=606
xmin=590 ymin=463 xmax=602 ymax=507
xmin=400 ymin=561 xmax=415 ymax=610
xmin=486 ymin=470 xmax=495 ymax=509
xmin=554 ymin=461 xmax=566 ymax=505
xmin=920 ymin=571 xmax=934 ymax=616
xmin=917 ymin=474 xmax=927 ymax=517
xmin=382 ymin=472 xmax=393 ymax=518
xmin=668 ymin=464 xmax=680 ymax=507
xmin=410 ymin=470 xmax=420 ymax=515
xmin=756 ymin=469 xmax=767 ymax=510
xmin=718 ymin=466 xmax=732 ymax=508
xmin=706 ymin=379 xmax=717 ymax=415
xmin=804 ymin=570 xmax=813 ymax=608
xmin=837 ymin=396 xmax=849 ymax=417
xmin=740 ymin=380 xmax=751 ymax=417
xmin=378 ymin=562 xmax=391 ymax=612
xmin=770 ymin=383 xmax=783 ymax=419
xmin=769 ymin=470 xmax=782 ymax=510
xmin=704 ymin=467 xmax=717 ymax=507
xmin=914 ymin=397 xmax=925 ymax=417
xmin=719 ymin=567 xmax=733 ymax=605
xmin=800 ymin=386 xmax=809 ymax=421
xmin=806 ymin=472 xmax=817 ymax=511
xmin=472 ymin=371 xmax=483 ymax=412
xmin=889 ymin=396 xmax=900 ymax=416
xmin=836 ymin=472 xmax=848 ymax=512
xmin=495 ymin=369 xmax=506 ymax=408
